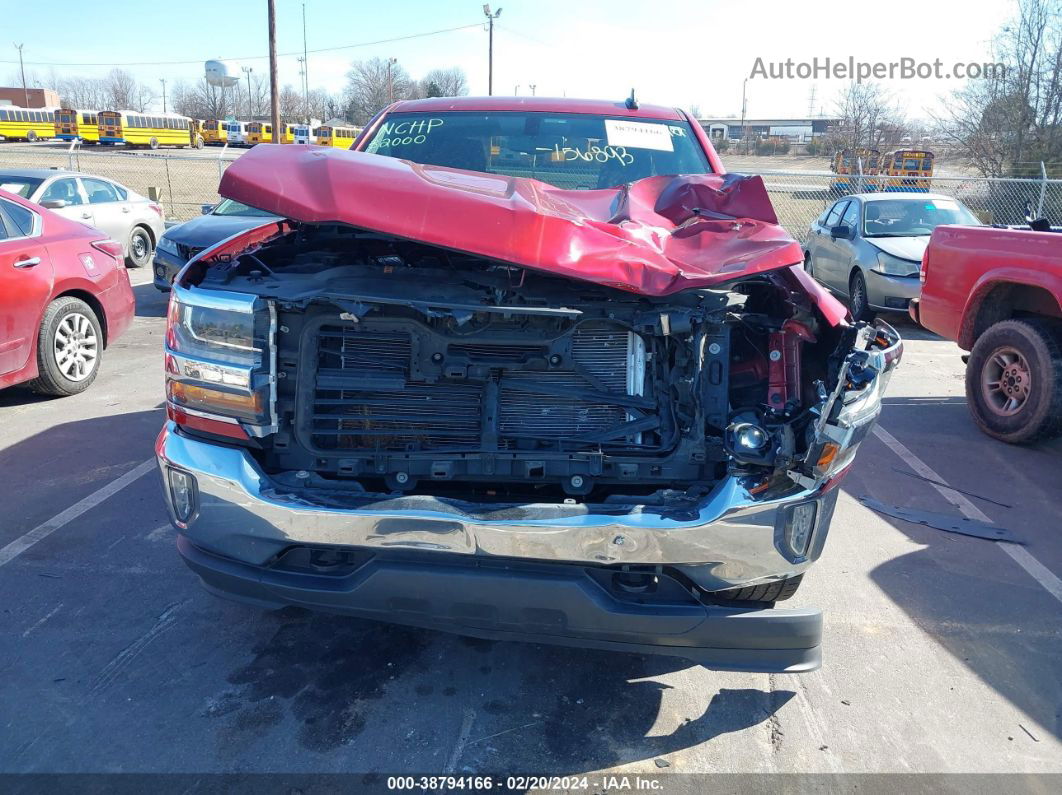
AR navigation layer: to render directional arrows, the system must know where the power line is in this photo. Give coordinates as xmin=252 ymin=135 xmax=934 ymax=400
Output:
xmin=0 ymin=22 xmax=482 ymax=68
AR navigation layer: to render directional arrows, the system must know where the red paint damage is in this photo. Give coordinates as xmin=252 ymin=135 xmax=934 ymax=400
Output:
xmin=216 ymin=144 xmax=846 ymax=322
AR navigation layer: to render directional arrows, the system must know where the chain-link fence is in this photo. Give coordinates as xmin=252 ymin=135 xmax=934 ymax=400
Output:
xmin=3 ymin=142 xmax=1061 ymax=240
xmin=0 ymin=142 xmax=239 ymax=222
xmin=755 ymin=169 xmax=1062 ymax=244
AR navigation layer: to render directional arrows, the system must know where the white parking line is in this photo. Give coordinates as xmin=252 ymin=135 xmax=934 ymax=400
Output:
xmin=872 ymin=426 xmax=1062 ymax=605
xmin=0 ymin=459 xmax=156 ymax=568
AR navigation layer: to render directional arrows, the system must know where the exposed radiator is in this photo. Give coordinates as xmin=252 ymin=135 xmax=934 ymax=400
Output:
xmin=308 ymin=321 xmax=644 ymax=453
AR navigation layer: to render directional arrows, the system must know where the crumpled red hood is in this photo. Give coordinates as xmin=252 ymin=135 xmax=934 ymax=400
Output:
xmin=219 ymin=144 xmax=805 ymax=296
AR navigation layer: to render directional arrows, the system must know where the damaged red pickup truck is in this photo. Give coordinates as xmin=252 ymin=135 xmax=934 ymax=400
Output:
xmin=156 ymin=97 xmax=901 ymax=672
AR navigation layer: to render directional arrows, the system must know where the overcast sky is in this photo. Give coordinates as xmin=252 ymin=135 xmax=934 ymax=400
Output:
xmin=3 ymin=0 xmax=1015 ymax=119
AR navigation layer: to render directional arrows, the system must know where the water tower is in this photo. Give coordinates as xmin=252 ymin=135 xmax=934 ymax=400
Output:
xmin=204 ymin=60 xmax=241 ymax=119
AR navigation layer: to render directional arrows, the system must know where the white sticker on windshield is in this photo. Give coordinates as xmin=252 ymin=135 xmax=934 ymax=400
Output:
xmin=604 ymin=119 xmax=674 ymax=152
xmin=1 ymin=182 xmax=27 ymax=195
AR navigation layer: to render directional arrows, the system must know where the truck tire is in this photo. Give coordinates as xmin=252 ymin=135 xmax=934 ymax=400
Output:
xmin=711 ymin=574 xmax=803 ymax=604
xmin=965 ymin=318 xmax=1062 ymax=444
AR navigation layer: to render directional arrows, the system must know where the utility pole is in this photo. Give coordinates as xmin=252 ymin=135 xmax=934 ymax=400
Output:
xmin=514 ymin=84 xmax=519 ymax=95
xmin=14 ymin=44 xmax=29 ymax=106
xmin=242 ymin=66 xmax=254 ymax=118
xmin=159 ymin=78 xmax=167 ymax=113
xmin=297 ymin=57 xmax=306 ymax=114
xmin=807 ymin=84 xmax=817 ymax=118
xmin=528 ymin=83 xmax=536 ymax=96
xmin=483 ymin=5 xmax=502 ymax=96
xmin=301 ymin=2 xmax=309 ymax=124
xmin=740 ymin=78 xmax=748 ymax=155
xmin=386 ymin=57 xmax=397 ymax=103
xmin=267 ymin=0 xmax=280 ymax=142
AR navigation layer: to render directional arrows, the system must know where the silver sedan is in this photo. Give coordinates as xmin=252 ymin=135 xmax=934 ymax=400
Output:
xmin=0 ymin=168 xmax=165 ymax=268
xmin=803 ymin=193 xmax=981 ymax=321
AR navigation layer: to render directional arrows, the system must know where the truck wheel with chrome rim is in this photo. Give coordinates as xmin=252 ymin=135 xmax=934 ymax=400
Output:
xmin=29 ymin=297 xmax=104 ymax=396
xmin=966 ymin=319 xmax=1062 ymax=444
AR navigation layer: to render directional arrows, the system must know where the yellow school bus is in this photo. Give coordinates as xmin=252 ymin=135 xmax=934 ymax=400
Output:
xmin=246 ymin=121 xmax=294 ymax=145
xmin=0 ymin=106 xmax=57 ymax=142
xmin=879 ymin=149 xmax=934 ymax=192
xmin=98 ymin=111 xmax=202 ymax=149
xmin=201 ymin=120 xmax=228 ymax=145
xmin=189 ymin=119 xmax=206 ymax=149
xmin=829 ymin=148 xmax=879 ymax=192
xmin=315 ymin=125 xmax=361 ymax=148
xmin=54 ymin=109 xmax=101 ymax=143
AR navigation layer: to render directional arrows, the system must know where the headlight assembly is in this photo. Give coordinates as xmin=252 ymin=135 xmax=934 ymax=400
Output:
xmin=873 ymin=251 xmax=920 ymax=277
xmin=156 ymin=236 xmax=180 ymax=258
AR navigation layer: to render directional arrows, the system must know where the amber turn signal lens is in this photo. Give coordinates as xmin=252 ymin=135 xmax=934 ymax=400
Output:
xmin=167 ymin=380 xmax=262 ymax=417
xmin=816 ymin=442 xmax=840 ymax=470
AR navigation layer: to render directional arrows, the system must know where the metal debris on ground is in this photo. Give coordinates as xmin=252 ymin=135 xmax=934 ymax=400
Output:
xmin=858 ymin=497 xmax=1021 ymax=543
xmin=889 ymin=467 xmax=1013 ymax=508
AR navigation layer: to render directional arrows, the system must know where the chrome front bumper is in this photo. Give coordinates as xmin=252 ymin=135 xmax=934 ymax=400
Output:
xmin=158 ymin=425 xmax=840 ymax=590
xmin=156 ymin=322 xmax=901 ymax=590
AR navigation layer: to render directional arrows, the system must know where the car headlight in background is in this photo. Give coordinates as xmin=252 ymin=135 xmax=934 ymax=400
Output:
xmin=873 ymin=251 xmax=920 ymax=277
xmin=156 ymin=236 xmax=180 ymax=258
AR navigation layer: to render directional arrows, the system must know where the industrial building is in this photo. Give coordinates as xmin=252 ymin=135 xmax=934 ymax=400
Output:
xmin=0 ymin=86 xmax=60 ymax=108
xmin=697 ymin=116 xmax=838 ymax=143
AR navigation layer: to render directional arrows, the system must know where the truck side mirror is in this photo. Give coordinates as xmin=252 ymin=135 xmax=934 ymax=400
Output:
xmin=41 ymin=199 xmax=68 ymax=209
xmin=201 ymin=203 xmax=215 ymax=215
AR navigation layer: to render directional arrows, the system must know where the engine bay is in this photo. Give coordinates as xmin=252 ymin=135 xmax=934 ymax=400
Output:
xmin=187 ymin=223 xmax=854 ymax=501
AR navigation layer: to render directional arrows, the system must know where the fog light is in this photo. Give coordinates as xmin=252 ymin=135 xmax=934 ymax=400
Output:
xmin=167 ymin=468 xmax=198 ymax=525
xmin=784 ymin=502 xmax=817 ymax=558
xmin=733 ymin=423 xmax=768 ymax=452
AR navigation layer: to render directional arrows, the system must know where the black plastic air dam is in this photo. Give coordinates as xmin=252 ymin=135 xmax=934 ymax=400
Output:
xmin=177 ymin=535 xmax=822 ymax=672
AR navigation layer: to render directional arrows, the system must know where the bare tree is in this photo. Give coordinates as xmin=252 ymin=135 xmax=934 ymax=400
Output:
xmin=99 ymin=68 xmax=156 ymax=111
xmin=306 ymin=88 xmax=336 ymax=122
xmin=419 ymin=67 xmax=468 ymax=98
xmin=167 ymin=78 xmax=237 ymax=120
xmin=344 ymin=57 xmax=413 ymax=125
xmin=247 ymin=74 xmax=269 ymax=118
xmin=58 ymin=76 xmax=110 ymax=110
xmin=278 ymin=83 xmax=303 ymax=121
xmin=936 ymin=0 xmax=1062 ymax=176
xmin=828 ymin=82 xmax=906 ymax=153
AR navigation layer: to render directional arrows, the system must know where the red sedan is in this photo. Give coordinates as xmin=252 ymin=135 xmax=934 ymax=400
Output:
xmin=0 ymin=188 xmax=135 ymax=395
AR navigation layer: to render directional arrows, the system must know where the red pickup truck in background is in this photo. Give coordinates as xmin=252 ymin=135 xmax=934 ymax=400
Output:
xmin=912 ymin=225 xmax=1062 ymax=443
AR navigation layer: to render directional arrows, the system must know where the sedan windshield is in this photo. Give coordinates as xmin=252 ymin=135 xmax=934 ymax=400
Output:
xmin=0 ymin=176 xmax=44 ymax=199
xmin=212 ymin=198 xmax=277 ymax=217
xmin=863 ymin=198 xmax=980 ymax=237
xmin=361 ymin=111 xmax=712 ymax=189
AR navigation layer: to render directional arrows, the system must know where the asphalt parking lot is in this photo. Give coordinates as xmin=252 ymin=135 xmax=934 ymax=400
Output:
xmin=1 ymin=267 xmax=1060 ymax=779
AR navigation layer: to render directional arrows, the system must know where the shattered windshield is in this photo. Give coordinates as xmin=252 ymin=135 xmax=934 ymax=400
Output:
xmin=362 ymin=111 xmax=712 ymax=189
